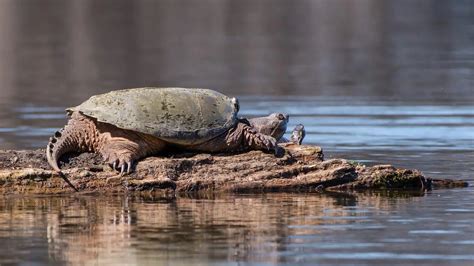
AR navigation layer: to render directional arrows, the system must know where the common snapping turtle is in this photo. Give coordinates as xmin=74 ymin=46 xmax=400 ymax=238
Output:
xmin=46 ymin=88 xmax=303 ymax=188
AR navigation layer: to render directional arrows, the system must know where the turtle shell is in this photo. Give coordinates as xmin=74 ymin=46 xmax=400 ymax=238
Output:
xmin=67 ymin=87 xmax=239 ymax=145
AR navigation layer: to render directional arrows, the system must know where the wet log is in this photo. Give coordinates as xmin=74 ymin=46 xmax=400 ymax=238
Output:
xmin=0 ymin=145 xmax=468 ymax=194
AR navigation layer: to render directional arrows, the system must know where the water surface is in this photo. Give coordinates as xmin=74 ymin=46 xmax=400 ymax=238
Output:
xmin=1 ymin=191 xmax=473 ymax=265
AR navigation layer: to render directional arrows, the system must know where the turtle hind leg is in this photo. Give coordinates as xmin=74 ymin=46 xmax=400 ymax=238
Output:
xmin=99 ymin=138 xmax=138 ymax=175
xmin=97 ymin=129 xmax=166 ymax=175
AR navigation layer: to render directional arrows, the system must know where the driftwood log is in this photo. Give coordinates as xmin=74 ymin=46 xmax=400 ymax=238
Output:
xmin=0 ymin=144 xmax=468 ymax=194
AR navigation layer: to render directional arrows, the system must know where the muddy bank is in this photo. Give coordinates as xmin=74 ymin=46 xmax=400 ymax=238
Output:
xmin=0 ymin=144 xmax=468 ymax=194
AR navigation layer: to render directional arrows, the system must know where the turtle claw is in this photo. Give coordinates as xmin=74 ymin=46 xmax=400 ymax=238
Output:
xmin=109 ymin=158 xmax=133 ymax=176
xmin=118 ymin=160 xmax=133 ymax=175
xmin=120 ymin=164 xmax=126 ymax=176
xmin=269 ymin=138 xmax=277 ymax=152
xmin=126 ymin=161 xmax=133 ymax=173
xmin=261 ymin=135 xmax=278 ymax=153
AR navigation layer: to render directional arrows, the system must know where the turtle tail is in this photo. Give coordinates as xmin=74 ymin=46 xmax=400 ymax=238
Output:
xmin=46 ymin=127 xmax=79 ymax=191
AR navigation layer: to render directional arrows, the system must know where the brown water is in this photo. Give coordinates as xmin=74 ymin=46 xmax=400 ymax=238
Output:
xmin=0 ymin=0 xmax=473 ymax=265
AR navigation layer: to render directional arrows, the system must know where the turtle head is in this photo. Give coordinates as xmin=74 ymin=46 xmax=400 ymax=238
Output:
xmin=248 ymin=113 xmax=289 ymax=141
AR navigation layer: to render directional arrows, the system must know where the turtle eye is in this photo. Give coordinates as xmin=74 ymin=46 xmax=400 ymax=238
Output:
xmin=277 ymin=113 xmax=285 ymax=120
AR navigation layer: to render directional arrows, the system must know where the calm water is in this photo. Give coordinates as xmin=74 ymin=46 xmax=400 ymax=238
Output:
xmin=1 ymin=192 xmax=474 ymax=266
xmin=0 ymin=0 xmax=473 ymax=265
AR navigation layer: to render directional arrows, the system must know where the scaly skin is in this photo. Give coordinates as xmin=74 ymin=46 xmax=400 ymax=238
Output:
xmin=46 ymin=112 xmax=288 ymax=178
xmin=188 ymin=119 xmax=278 ymax=153
xmin=47 ymin=112 xmax=166 ymax=174
xmin=47 ymin=112 xmax=99 ymax=172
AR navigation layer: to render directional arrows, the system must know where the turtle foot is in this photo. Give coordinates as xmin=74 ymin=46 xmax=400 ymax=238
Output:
xmin=243 ymin=126 xmax=278 ymax=154
xmin=102 ymin=151 xmax=134 ymax=175
xmin=256 ymin=133 xmax=278 ymax=153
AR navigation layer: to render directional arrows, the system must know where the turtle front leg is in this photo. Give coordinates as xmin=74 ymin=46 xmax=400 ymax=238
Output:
xmin=225 ymin=121 xmax=278 ymax=153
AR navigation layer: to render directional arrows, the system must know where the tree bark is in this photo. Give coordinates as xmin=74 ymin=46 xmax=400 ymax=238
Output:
xmin=0 ymin=144 xmax=468 ymax=194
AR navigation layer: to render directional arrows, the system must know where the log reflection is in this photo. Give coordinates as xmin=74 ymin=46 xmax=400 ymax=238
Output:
xmin=0 ymin=192 xmax=425 ymax=264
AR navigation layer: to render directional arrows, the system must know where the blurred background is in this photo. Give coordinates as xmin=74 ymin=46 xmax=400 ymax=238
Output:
xmin=0 ymin=0 xmax=472 ymax=105
xmin=0 ymin=0 xmax=472 ymax=178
